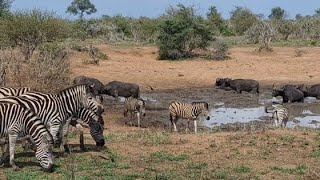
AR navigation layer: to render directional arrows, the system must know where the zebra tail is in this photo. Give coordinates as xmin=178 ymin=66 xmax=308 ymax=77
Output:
xmin=169 ymin=113 xmax=173 ymax=125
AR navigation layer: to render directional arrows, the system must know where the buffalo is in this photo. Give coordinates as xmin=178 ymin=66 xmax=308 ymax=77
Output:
xmin=272 ymin=84 xmax=304 ymax=103
xmin=299 ymin=84 xmax=320 ymax=99
xmin=215 ymin=78 xmax=259 ymax=94
xmin=73 ymin=75 xmax=104 ymax=94
xmin=102 ymin=81 xmax=140 ymax=100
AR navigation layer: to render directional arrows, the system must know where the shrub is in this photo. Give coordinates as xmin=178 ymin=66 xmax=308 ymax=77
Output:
xmin=206 ymin=39 xmax=230 ymax=60
xmin=157 ymin=4 xmax=213 ymax=60
xmin=2 ymin=44 xmax=70 ymax=92
xmin=230 ymin=7 xmax=258 ymax=35
xmin=0 ymin=9 xmax=68 ymax=61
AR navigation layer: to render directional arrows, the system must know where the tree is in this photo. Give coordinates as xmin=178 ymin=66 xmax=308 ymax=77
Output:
xmin=295 ymin=14 xmax=303 ymax=20
xmin=268 ymin=7 xmax=286 ymax=20
xmin=0 ymin=0 xmax=13 ymax=17
xmin=230 ymin=6 xmax=258 ymax=35
xmin=206 ymin=6 xmax=224 ymax=35
xmin=157 ymin=4 xmax=213 ymax=60
xmin=66 ymin=0 xmax=97 ymax=19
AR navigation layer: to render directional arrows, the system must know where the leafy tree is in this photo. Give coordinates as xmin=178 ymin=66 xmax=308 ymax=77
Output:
xmin=274 ymin=20 xmax=295 ymax=40
xmin=66 ymin=0 xmax=97 ymax=19
xmin=206 ymin=6 xmax=224 ymax=35
xmin=295 ymin=14 xmax=303 ymax=20
xmin=230 ymin=6 xmax=258 ymax=35
xmin=0 ymin=0 xmax=13 ymax=17
xmin=268 ymin=7 xmax=286 ymax=20
xmin=0 ymin=9 xmax=68 ymax=60
xmin=157 ymin=4 xmax=213 ymax=60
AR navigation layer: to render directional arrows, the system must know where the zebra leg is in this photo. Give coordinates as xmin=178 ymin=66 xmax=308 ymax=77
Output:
xmin=75 ymin=123 xmax=86 ymax=151
xmin=8 ymin=132 xmax=19 ymax=170
xmin=137 ymin=112 xmax=141 ymax=128
xmin=185 ymin=119 xmax=190 ymax=133
xmin=194 ymin=120 xmax=198 ymax=134
xmin=61 ymin=122 xmax=70 ymax=156
xmin=0 ymin=139 xmax=9 ymax=167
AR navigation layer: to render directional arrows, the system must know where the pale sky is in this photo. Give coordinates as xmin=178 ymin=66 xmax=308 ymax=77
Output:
xmin=11 ymin=0 xmax=320 ymax=19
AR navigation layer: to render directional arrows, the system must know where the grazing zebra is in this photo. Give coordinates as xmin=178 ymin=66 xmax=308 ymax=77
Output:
xmin=0 ymin=87 xmax=30 ymax=98
xmin=0 ymin=103 xmax=54 ymax=171
xmin=66 ymin=107 xmax=104 ymax=151
xmin=0 ymin=84 xmax=103 ymax=154
xmin=124 ymin=97 xmax=146 ymax=128
xmin=265 ymin=104 xmax=289 ymax=127
xmin=169 ymin=102 xmax=210 ymax=134
xmin=0 ymin=87 xmax=105 ymax=151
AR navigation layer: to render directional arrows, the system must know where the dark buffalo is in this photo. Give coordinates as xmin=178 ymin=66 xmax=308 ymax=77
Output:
xmin=298 ymin=84 xmax=320 ymax=99
xmin=215 ymin=78 xmax=259 ymax=93
xmin=73 ymin=76 xmax=104 ymax=94
xmin=272 ymin=84 xmax=304 ymax=103
xmin=102 ymin=81 xmax=140 ymax=99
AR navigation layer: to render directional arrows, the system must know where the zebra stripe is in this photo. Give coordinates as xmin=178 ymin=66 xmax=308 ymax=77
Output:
xmin=0 ymin=84 xmax=103 ymax=154
xmin=169 ymin=102 xmax=210 ymax=134
xmin=266 ymin=104 xmax=289 ymax=127
xmin=0 ymin=87 xmax=30 ymax=98
xmin=124 ymin=97 xmax=146 ymax=128
xmin=68 ymin=108 xmax=104 ymax=149
xmin=0 ymin=103 xmax=53 ymax=171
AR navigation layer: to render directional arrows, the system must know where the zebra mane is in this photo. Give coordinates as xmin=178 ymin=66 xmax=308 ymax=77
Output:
xmin=58 ymin=84 xmax=94 ymax=95
xmin=192 ymin=102 xmax=209 ymax=109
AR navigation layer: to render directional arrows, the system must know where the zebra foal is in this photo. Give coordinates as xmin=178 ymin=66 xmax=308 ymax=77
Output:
xmin=0 ymin=103 xmax=54 ymax=171
xmin=169 ymin=102 xmax=210 ymax=134
xmin=265 ymin=104 xmax=289 ymax=127
xmin=124 ymin=97 xmax=146 ymax=128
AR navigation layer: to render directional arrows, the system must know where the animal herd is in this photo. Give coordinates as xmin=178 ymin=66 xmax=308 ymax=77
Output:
xmin=0 ymin=75 xmax=319 ymax=172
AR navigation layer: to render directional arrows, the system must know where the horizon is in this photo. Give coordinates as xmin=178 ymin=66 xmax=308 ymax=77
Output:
xmin=10 ymin=0 xmax=320 ymax=20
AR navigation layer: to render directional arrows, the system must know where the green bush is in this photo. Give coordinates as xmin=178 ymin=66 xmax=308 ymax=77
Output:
xmin=0 ymin=9 xmax=68 ymax=61
xmin=157 ymin=4 xmax=213 ymax=60
xmin=230 ymin=7 xmax=258 ymax=35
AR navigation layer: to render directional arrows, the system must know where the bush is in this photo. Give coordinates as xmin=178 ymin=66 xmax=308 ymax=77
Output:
xmin=230 ymin=7 xmax=258 ymax=35
xmin=0 ymin=9 xmax=68 ymax=61
xmin=157 ymin=4 xmax=213 ymax=60
xmin=206 ymin=39 xmax=230 ymax=60
xmin=2 ymin=44 xmax=70 ymax=92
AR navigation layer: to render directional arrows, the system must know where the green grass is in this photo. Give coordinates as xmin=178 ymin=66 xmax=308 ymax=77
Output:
xmin=271 ymin=164 xmax=308 ymax=175
xmin=150 ymin=151 xmax=189 ymax=162
xmin=105 ymin=130 xmax=172 ymax=145
xmin=233 ymin=164 xmax=251 ymax=173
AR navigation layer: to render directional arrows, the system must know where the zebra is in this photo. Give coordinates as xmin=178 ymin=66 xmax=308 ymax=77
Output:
xmin=169 ymin=102 xmax=210 ymax=134
xmin=0 ymin=87 xmax=30 ymax=98
xmin=265 ymin=104 xmax=289 ymax=127
xmin=124 ymin=97 xmax=146 ymax=128
xmin=0 ymin=84 xmax=103 ymax=154
xmin=66 ymin=108 xmax=104 ymax=150
xmin=0 ymin=87 xmax=105 ymax=152
xmin=0 ymin=102 xmax=54 ymax=171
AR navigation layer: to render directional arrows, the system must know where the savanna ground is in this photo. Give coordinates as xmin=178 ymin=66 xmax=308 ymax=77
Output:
xmin=2 ymin=45 xmax=320 ymax=179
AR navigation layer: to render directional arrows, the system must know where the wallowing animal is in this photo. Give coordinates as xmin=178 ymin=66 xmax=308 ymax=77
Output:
xmin=215 ymin=78 xmax=259 ymax=94
xmin=272 ymin=84 xmax=304 ymax=103
xmin=102 ymin=81 xmax=140 ymax=100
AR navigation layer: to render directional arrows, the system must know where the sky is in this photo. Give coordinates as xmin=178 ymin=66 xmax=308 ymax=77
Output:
xmin=11 ymin=0 xmax=320 ymax=19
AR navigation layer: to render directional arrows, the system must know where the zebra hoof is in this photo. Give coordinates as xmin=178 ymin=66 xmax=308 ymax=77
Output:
xmin=13 ymin=165 xmax=20 ymax=171
xmin=64 ymin=145 xmax=71 ymax=154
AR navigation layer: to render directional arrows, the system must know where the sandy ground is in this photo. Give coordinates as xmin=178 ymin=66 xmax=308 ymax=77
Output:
xmin=71 ymin=46 xmax=320 ymax=91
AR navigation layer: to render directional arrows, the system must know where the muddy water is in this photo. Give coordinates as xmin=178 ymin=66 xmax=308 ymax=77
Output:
xmin=111 ymin=87 xmax=320 ymax=130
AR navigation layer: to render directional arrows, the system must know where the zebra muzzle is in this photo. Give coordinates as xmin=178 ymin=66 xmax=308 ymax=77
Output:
xmin=206 ymin=116 xmax=210 ymax=120
xmin=96 ymin=139 xmax=105 ymax=147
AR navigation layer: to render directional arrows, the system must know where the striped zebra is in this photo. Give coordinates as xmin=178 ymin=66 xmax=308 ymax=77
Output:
xmin=124 ymin=97 xmax=146 ymax=128
xmin=265 ymin=104 xmax=289 ymax=127
xmin=0 ymin=87 xmax=30 ymax=98
xmin=0 ymin=103 xmax=54 ymax=171
xmin=67 ymin=108 xmax=104 ymax=150
xmin=0 ymin=87 xmax=105 ymax=152
xmin=169 ymin=102 xmax=210 ymax=134
xmin=0 ymin=84 xmax=103 ymax=154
